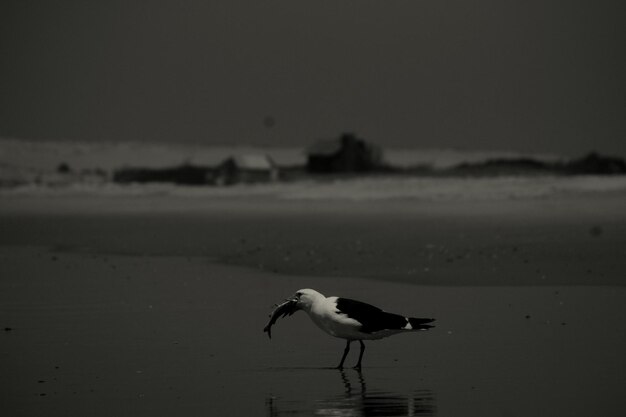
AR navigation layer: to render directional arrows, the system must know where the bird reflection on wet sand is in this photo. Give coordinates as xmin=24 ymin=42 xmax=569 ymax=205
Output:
xmin=266 ymin=369 xmax=436 ymax=416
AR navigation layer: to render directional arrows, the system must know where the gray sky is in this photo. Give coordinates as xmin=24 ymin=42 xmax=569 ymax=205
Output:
xmin=1 ymin=1 xmax=624 ymax=156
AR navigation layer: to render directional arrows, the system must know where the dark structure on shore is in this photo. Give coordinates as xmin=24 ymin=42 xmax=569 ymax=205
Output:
xmin=213 ymin=154 xmax=279 ymax=185
xmin=561 ymin=152 xmax=626 ymax=175
xmin=113 ymin=164 xmax=212 ymax=185
xmin=451 ymin=152 xmax=626 ymax=176
xmin=306 ymin=133 xmax=382 ymax=173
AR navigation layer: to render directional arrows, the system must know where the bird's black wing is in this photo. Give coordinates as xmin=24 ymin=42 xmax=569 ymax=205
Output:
xmin=335 ymin=298 xmax=412 ymax=333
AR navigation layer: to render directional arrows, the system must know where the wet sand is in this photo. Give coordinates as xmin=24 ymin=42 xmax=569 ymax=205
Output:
xmin=1 ymin=191 xmax=625 ymax=416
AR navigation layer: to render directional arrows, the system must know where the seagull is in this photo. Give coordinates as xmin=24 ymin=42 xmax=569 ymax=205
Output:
xmin=263 ymin=288 xmax=435 ymax=369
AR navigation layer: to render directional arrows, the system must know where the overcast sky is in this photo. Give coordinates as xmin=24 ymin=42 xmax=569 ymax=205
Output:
xmin=1 ymin=1 xmax=624 ymax=156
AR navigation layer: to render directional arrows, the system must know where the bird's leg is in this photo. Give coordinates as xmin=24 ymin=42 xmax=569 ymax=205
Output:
xmin=337 ymin=340 xmax=351 ymax=369
xmin=339 ymin=369 xmax=351 ymax=394
xmin=354 ymin=340 xmax=365 ymax=370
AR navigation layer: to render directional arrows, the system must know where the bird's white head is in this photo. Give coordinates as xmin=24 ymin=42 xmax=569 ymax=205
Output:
xmin=292 ymin=288 xmax=325 ymax=312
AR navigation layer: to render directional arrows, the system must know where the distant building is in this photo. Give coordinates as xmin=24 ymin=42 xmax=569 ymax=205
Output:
xmin=214 ymin=154 xmax=279 ymax=185
xmin=306 ymin=133 xmax=382 ymax=173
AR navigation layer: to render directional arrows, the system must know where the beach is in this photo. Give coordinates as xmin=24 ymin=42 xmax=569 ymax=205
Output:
xmin=1 ymin=180 xmax=625 ymax=416
xmin=3 ymin=0 xmax=625 ymax=413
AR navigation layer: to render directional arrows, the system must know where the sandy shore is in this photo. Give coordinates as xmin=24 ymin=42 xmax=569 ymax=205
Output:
xmin=1 ymin=188 xmax=625 ymax=286
xmin=1 ymin=188 xmax=625 ymax=416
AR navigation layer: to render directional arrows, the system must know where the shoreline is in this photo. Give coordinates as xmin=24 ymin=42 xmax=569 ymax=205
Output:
xmin=2 ymin=189 xmax=625 ymax=416
xmin=1 ymin=189 xmax=625 ymax=287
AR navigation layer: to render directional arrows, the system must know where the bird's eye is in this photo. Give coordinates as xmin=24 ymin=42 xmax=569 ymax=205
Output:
xmin=296 ymin=292 xmax=302 ymax=297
